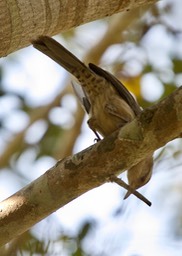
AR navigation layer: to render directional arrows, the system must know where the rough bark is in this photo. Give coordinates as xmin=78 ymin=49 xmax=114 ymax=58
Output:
xmin=0 ymin=0 xmax=157 ymax=57
xmin=0 ymin=86 xmax=182 ymax=246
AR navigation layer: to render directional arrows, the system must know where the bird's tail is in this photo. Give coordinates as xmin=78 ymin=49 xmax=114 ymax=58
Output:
xmin=32 ymin=36 xmax=89 ymax=77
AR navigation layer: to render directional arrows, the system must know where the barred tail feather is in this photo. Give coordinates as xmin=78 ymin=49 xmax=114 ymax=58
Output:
xmin=32 ymin=36 xmax=88 ymax=75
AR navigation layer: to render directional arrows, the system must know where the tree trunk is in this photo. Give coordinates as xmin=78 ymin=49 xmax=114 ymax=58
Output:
xmin=0 ymin=0 xmax=157 ymax=56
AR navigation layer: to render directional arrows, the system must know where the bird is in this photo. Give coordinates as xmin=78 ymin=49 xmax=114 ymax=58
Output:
xmin=32 ymin=36 xmax=153 ymax=198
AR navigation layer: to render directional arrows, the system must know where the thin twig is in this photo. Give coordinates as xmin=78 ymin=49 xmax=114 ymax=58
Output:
xmin=109 ymin=175 xmax=152 ymax=207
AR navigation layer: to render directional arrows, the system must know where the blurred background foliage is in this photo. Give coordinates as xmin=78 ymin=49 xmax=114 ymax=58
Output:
xmin=1 ymin=0 xmax=182 ymax=255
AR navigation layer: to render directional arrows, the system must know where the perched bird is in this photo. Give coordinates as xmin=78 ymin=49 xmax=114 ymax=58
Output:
xmin=32 ymin=36 xmax=153 ymax=198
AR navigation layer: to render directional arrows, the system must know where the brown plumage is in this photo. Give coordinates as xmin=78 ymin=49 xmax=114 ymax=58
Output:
xmin=32 ymin=36 xmax=153 ymax=198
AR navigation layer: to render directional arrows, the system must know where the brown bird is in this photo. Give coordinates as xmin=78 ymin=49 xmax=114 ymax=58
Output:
xmin=32 ymin=36 xmax=153 ymax=198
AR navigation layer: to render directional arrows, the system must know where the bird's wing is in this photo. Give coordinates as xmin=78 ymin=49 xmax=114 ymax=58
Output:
xmin=89 ymin=63 xmax=141 ymax=116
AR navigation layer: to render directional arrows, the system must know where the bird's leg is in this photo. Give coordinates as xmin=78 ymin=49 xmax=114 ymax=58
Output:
xmin=87 ymin=118 xmax=101 ymax=142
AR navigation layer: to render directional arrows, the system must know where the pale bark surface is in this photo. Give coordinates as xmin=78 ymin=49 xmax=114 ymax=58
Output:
xmin=0 ymin=86 xmax=182 ymax=246
xmin=0 ymin=0 xmax=157 ymax=56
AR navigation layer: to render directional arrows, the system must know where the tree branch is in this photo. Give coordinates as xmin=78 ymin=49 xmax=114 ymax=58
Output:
xmin=0 ymin=0 xmax=158 ymax=57
xmin=0 ymin=86 xmax=182 ymax=246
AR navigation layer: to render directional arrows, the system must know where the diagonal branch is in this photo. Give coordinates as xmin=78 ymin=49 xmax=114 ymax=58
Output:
xmin=0 ymin=86 xmax=182 ymax=246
